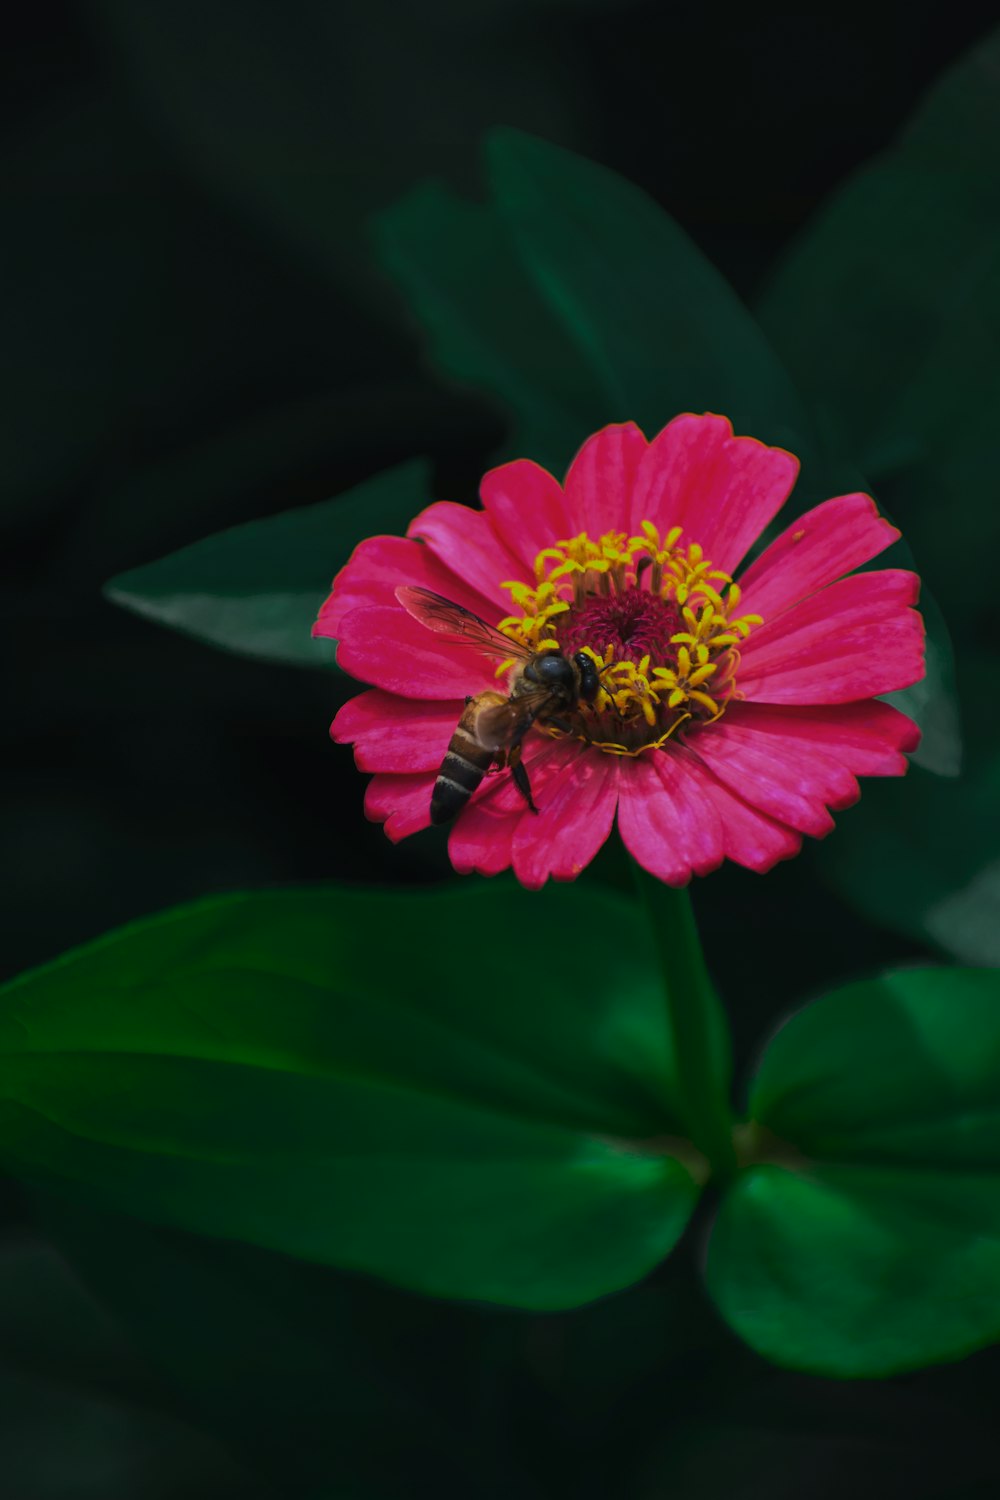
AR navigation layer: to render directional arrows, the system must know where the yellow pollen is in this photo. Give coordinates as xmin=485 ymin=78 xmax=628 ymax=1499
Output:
xmin=496 ymin=523 xmax=764 ymax=755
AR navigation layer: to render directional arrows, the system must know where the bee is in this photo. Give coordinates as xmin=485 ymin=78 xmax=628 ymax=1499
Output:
xmin=395 ymin=585 xmax=602 ymax=824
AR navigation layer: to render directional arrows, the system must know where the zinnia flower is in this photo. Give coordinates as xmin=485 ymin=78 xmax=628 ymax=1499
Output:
xmin=316 ymin=415 xmax=924 ymax=888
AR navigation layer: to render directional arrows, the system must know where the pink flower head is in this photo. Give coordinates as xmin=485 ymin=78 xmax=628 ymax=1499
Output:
xmin=316 ymin=415 xmax=924 ymax=889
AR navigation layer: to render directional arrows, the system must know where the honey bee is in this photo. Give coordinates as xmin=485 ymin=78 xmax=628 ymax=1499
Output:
xmin=395 ymin=585 xmax=601 ymax=824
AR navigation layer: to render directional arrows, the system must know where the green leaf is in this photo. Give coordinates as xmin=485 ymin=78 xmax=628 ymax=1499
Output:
xmin=0 ymin=884 xmax=700 ymax=1310
xmin=485 ymin=129 xmax=811 ymax=453
xmin=104 ymin=460 xmax=428 ymax=666
xmin=756 ymin=26 xmax=1000 ymax=613
xmin=706 ymin=966 xmax=1000 ymax=1374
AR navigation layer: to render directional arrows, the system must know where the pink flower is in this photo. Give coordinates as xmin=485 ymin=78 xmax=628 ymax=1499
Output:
xmin=315 ymin=415 xmax=924 ymax=889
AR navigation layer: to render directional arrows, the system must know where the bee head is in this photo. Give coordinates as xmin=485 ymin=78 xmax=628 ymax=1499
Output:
xmin=572 ymin=650 xmax=601 ymax=703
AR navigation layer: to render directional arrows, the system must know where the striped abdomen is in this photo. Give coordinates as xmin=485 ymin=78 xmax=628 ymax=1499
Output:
xmin=430 ymin=690 xmax=511 ymax=825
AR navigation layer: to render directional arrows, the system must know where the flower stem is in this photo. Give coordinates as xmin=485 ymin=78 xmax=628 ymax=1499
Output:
xmin=630 ymin=864 xmax=736 ymax=1179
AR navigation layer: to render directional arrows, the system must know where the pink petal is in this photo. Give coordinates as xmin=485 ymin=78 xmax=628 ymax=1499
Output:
xmin=738 ymin=569 xmax=924 ymax=704
xmin=685 ymin=723 xmax=844 ymax=837
xmin=479 ymin=459 xmax=572 ymax=573
xmin=336 ymin=606 xmax=500 ymax=700
xmin=408 ymin=501 xmax=526 ymax=610
xmin=699 ymin=761 xmax=803 ymax=873
xmin=616 ymin=750 xmax=724 ymax=886
xmin=363 ymin=772 xmax=435 ymax=842
xmin=718 ymin=700 xmax=919 ymax=768
xmin=313 ymin=534 xmax=497 ymax=641
xmin=563 ymin=422 xmax=649 ymax=538
xmin=737 ymin=492 xmax=900 ymax=622
xmin=619 ymin=742 xmax=799 ymax=878
xmin=629 ymin=413 xmax=799 ymax=574
xmin=332 ymin=690 xmax=460 ymax=773
xmin=510 ymin=740 xmax=620 ymax=889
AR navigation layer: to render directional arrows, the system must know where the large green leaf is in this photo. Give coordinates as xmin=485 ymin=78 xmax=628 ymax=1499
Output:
xmin=104 ymin=461 xmax=428 ymax=666
xmin=706 ymin=966 xmax=1000 ymax=1374
xmin=755 ymin=25 xmax=1000 ymax=612
xmin=0 ymin=884 xmax=701 ymax=1309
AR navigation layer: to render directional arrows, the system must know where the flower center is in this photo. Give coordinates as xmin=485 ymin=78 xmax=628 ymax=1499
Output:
xmin=496 ymin=523 xmax=763 ymax=755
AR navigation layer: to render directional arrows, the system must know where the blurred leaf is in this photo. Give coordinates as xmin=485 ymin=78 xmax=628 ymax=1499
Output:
xmin=0 ymin=1229 xmax=261 ymax=1499
xmin=90 ymin=0 xmax=581 ymax=305
xmin=641 ymin=1380 xmax=994 ymax=1500
xmin=485 ymin=128 xmax=811 ymax=454
xmin=104 ymin=461 xmax=428 ymax=666
xmin=707 ymin=967 xmax=1000 ymax=1374
xmin=882 ymin=582 xmax=961 ymax=777
xmin=0 ymin=1230 xmax=141 ymax=1395
xmin=818 ymin=754 xmax=1000 ymax=965
xmin=756 ymin=25 xmax=1000 ymax=612
xmin=377 ymin=130 xmax=812 ymax=473
xmin=0 ymin=883 xmax=700 ymax=1309
xmin=1 ymin=83 xmax=343 ymax=531
xmin=375 ymin=183 xmax=607 ymax=471
xmin=40 ymin=1201 xmax=531 ymax=1500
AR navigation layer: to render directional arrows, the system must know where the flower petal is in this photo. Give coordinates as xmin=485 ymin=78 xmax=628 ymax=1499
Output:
xmin=697 ymin=758 xmax=803 ymax=873
xmin=314 ymin=534 xmax=496 ymax=641
xmin=336 ymin=606 xmax=500 ymax=700
xmin=332 ymin=690 xmax=460 ymax=773
xmin=685 ymin=724 xmax=842 ymax=837
xmin=717 ymin=699 xmax=920 ymax=767
xmin=738 ymin=493 xmax=901 ymax=622
xmin=630 ymin=413 xmax=799 ymax=574
xmin=618 ymin=742 xmax=799 ymax=878
xmin=408 ymin=501 xmax=526 ymax=610
xmin=737 ymin=570 xmax=924 ymax=704
xmin=563 ymin=422 xmax=649 ymax=539
xmin=616 ymin=751 xmax=724 ymax=886
xmin=479 ymin=459 xmax=572 ymax=573
xmin=510 ymin=740 xmax=620 ymax=889
xmin=364 ymin=772 xmax=435 ymax=842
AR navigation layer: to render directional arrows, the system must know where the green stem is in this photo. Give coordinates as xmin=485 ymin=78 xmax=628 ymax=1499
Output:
xmin=631 ymin=863 xmax=736 ymax=1178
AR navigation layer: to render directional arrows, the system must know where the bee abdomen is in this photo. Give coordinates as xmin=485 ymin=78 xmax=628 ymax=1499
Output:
xmin=430 ymin=738 xmax=489 ymax=825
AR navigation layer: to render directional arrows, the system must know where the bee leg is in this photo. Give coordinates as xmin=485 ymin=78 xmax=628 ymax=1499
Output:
xmin=505 ymin=737 xmax=540 ymax=813
xmin=511 ymin=757 xmax=539 ymax=814
xmin=545 ymin=713 xmax=592 ymax=745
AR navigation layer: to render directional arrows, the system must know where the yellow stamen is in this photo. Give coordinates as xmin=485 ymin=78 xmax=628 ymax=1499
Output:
xmin=495 ymin=521 xmax=765 ymax=753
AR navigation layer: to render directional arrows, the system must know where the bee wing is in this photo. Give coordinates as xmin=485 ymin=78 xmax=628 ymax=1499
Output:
xmin=473 ymin=696 xmax=526 ymax=751
xmin=395 ymin=585 xmax=530 ymax=662
xmin=473 ymin=689 xmax=553 ymax=751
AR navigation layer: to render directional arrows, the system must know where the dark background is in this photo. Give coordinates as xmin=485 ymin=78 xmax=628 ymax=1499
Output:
xmin=2 ymin=4 xmax=997 ymax=1497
